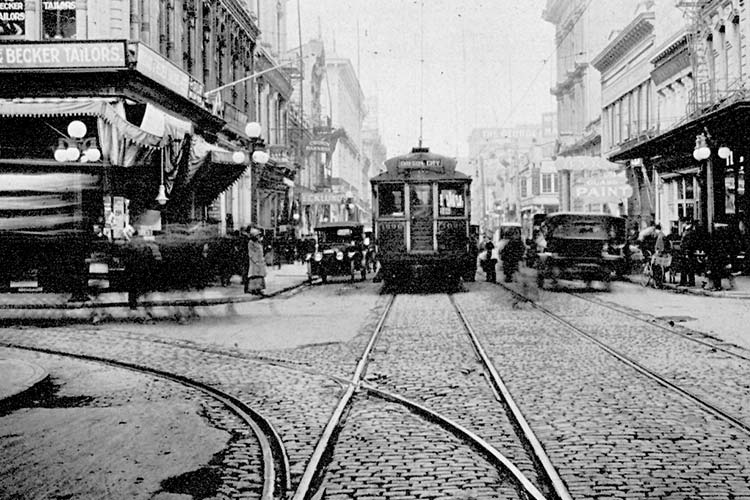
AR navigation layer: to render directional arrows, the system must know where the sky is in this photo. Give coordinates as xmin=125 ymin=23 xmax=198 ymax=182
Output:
xmin=287 ymin=0 xmax=556 ymax=158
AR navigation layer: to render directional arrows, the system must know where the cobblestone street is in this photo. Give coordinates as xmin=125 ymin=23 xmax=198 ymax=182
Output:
xmin=1 ymin=279 xmax=750 ymax=499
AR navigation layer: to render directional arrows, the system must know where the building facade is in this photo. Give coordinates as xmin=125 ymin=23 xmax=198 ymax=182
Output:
xmin=544 ymin=0 xmax=641 ymax=214
xmin=607 ymin=0 xmax=749 ymax=244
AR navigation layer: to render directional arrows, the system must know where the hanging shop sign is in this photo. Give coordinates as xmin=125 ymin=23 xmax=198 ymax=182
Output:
xmin=0 ymin=1 xmax=25 ymax=37
xmin=306 ymin=140 xmax=330 ymax=153
xmin=573 ymin=171 xmax=633 ymax=203
xmin=300 ymin=192 xmax=342 ymax=204
xmin=0 ymin=40 xmax=126 ymax=69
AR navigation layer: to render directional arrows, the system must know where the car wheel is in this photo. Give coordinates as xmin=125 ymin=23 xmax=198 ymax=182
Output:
xmin=361 ymin=269 xmax=367 ymax=281
xmin=322 ymin=274 xmax=328 ymax=284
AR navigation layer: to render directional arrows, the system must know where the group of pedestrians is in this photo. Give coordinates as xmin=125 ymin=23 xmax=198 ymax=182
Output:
xmin=478 ymin=233 xmax=526 ymax=284
xmin=637 ymin=220 xmax=743 ymax=291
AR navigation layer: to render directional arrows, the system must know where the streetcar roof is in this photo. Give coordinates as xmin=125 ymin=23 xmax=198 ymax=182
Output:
xmin=371 ymin=148 xmax=471 ymax=182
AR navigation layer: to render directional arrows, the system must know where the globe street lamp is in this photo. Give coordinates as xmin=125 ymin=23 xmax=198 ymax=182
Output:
xmin=54 ymin=120 xmax=102 ymax=163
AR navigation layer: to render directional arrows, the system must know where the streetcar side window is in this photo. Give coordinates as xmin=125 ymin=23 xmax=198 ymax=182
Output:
xmin=438 ymin=183 xmax=465 ymax=216
xmin=379 ymin=184 xmax=404 ymax=217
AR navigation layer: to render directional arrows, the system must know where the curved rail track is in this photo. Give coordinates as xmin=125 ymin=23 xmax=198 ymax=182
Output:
xmin=291 ymin=293 xmax=574 ymax=500
xmin=495 ymin=281 xmax=750 ymax=437
xmin=0 ymin=342 xmax=291 ymax=500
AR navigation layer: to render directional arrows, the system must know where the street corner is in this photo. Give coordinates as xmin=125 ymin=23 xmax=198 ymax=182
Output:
xmin=0 ymin=356 xmax=49 ymax=404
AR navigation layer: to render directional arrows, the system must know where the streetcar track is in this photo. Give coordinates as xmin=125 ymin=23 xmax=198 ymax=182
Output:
xmin=568 ymin=292 xmax=750 ymax=362
xmin=0 ymin=341 xmax=290 ymax=500
xmin=494 ymin=282 xmax=750 ymax=437
xmin=450 ymin=296 xmax=573 ymax=500
xmin=293 ymin=293 xmax=563 ymax=500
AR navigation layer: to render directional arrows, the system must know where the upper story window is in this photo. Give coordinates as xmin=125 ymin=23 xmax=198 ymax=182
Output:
xmin=520 ymin=177 xmax=528 ymax=198
xmin=542 ymin=173 xmax=558 ymax=194
xmin=43 ymin=1 xmax=76 ymax=39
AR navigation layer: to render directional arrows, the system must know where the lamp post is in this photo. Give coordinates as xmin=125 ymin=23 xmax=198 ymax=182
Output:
xmin=53 ymin=120 xmax=102 ymax=163
xmin=693 ymin=133 xmax=714 ymax=231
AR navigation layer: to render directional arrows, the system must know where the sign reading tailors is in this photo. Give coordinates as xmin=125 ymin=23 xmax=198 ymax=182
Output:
xmin=0 ymin=41 xmax=126 ymax=69
xmin=0 ymin=1 xmax=25 ymax=37
xmin=42 ymin=1 xmax=76 ymax=40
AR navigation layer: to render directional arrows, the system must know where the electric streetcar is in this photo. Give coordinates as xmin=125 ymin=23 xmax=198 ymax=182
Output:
xmin=370 ymin=146 xmax=473 ymax=289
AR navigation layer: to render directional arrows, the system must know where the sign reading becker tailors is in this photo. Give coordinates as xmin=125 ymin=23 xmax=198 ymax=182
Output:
xmin=0 ymin=41 xmax=126 ymax=69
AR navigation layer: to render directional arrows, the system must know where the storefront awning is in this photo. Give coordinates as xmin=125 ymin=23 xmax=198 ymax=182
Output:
xmin=0 ymin=97 xmax=170 ymax=167
xmin=0 ymin=97 xmax=166 ymax=148
xmin=185 ymin=135 xmax=248 ymax=205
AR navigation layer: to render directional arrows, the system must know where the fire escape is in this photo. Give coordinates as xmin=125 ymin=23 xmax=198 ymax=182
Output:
xmin=678 ymin=0 xmax=747 ymax=119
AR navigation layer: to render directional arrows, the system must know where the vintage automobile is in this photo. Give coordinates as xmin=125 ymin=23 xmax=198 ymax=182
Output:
xmin=306 ymin=221 xmax=368 ymax=283
xmin=535 ymin=212 xmax=625 ymax=290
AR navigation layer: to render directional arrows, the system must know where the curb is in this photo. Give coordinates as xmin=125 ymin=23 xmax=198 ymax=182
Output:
xmin=0 ymin=280 xmax=309 ymax=324
xmin=0 ymin=358 xmax=50 ymax=404
xmin=619 ymin=275 xmax=750 ymax=299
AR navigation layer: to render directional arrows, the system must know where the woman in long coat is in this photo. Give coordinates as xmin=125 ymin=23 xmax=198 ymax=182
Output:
xmin=245 ymin=228 xmax=267 ymax=294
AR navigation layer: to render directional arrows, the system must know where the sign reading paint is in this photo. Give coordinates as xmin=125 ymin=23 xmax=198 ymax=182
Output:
xmin=573 ymin=171 xmax=633 ymax=204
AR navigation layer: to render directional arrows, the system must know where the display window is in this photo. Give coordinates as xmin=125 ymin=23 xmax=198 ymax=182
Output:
xmin=42 ymin=0 xmax=77 ymax=39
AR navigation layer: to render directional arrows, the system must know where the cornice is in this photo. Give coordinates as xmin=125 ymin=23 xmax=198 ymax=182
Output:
xmin=219 ymin=0 xmax=261 ymax=40
xmin=591 ymin=12 xmax=655 ymax=73
xmin=650 ymin=29 xmax=689 ymax=66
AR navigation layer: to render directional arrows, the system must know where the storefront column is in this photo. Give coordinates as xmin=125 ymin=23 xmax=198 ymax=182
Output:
xmin=699 ymin=157 xmax=710 ymax=231
xmin=560 ymin=170 xmax=571 ymax=211
xmin=712 ymin=151 xmax=726 ymax=224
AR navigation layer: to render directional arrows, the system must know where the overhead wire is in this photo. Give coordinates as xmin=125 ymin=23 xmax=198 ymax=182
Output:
xmin=498 ymin=0 xmax=595 ymax=129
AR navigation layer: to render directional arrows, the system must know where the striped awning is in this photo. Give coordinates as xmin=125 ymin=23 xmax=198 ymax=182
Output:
xmin=0 ymin=164 xmax=99 ymax=234
xmin=0 ymin=97 xmax=166 ymax=153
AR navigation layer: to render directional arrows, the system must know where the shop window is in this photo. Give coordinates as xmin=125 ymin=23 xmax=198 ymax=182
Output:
xmin=0 ymin=0 xmax=26 ymax=37
xmin=378 ymin=184 xmax=404 ymax=217
xmin=438 ymin=183 xmax=465 ymax=216
xmin=42 ymin=1 xmax=76 ymax=39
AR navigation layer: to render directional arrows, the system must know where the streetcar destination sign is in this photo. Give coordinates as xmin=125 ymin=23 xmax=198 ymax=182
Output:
xmin=398 ymin=159 xmax=442 ymax=168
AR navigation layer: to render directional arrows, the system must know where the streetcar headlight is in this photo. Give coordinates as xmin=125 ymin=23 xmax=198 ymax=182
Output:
xmin=336 ymin=252 xmax=344 ymax=260
xmin=314 ymin=252 xmax=323 ymax=262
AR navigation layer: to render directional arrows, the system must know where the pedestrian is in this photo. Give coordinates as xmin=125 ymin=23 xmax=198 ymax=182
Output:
xmin=245 ymin=227 xmax=267 ymax=295
xmin=481 ymin=238 xmax=497 ymax=283
xmin=653 ymin=223 xmax=666 ymax=255
xmin=500 ymin=232 xmax=525 ymax=283
xmin=272 ymin=236 xmax=282 ymax=269
xmin=706 ymin=224 xmax=731 ymax=291
xmin=679 ymin=223 xmax=698 ymax=287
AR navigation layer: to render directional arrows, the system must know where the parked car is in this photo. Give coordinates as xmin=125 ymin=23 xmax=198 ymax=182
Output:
xmin=305 ymin=222 xmax=368 ymax=283
xmin=535 ymin=212 xmax=625 ymax=290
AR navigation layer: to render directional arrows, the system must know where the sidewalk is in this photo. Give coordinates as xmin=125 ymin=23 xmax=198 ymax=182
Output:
xmin=0 ymin=262 xmax=310 ymax=322
xmin=622 ymin=271 xmax=750 ymax=299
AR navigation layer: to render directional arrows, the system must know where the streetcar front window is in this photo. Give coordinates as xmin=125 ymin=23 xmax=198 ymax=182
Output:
xmin=438 ymin=183 xmax=465 ymax=216
xmin=379 ymin=184 xmax=404 ymax=217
